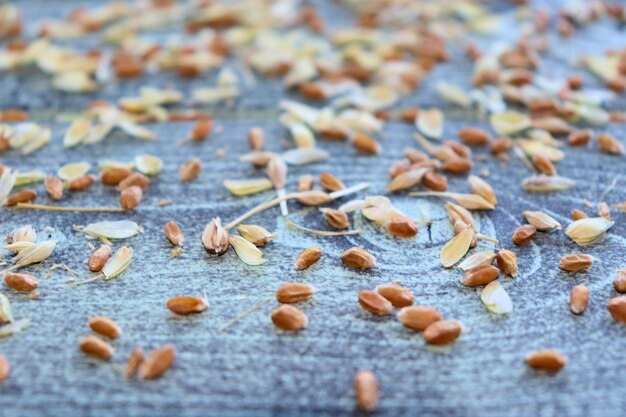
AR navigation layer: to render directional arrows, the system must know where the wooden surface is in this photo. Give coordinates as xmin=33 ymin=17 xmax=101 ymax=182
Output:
xmin=1 ymin=1 xmax=626 ymax=416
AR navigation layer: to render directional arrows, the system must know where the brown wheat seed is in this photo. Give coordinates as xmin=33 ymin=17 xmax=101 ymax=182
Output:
xmin=125 ymin=347 xmax=144 ymax=379
xmin=120 ymin=185 xmax=143 ymax=210
xmin=88 ymin=316 xmax=122 ymax=339
xmin=375 ymin=283 xmax=414 ymax=307
xmin=614 ymin=268 xmax=626 ymax=293
xmin=319 ymin=172 xmax=345 ymax=192
xmin=571 ymin=208 xmax=587 ymax=221
xmin=248 ymin=127 xmax=265 ymax=150
xmin=341 ymin=247 xmax=376 ymax=269
xmin=445 ymin=141 xmax=472 ymax=159
xmin=354 ymin=370 xmax=379 ymax=412
xmin=79 ymin=335 xmax=114 ymax=360
xmin=496 ymin=249 xmax=518 ymax=277
xmin=525 ymin=350 xmax=567 ymax=371
xmin=388 ymin=159 xmax=411 ymax=179
xmin=179 ymin=158 xmax=202 ymax=182
xmin=45 ymin=177 xmax=64 ymax=201
xmin=461 ymin=264 xmax=500 ymax=287
xmin=299 ymin=82 xmax=326 ymax=100
xmin=0 ymin=354 xmax=9 ymax=381
xmin=67 ymin=175 xmax=95 ymax=191
xmin=358 ymin=290 xmax=393 ymax=315
xmin=101 ymin=167 xmax=132 ymax=185
xmin=597 ymin=133 xmax=624 ymax=154
xmin=512 ymin=224 xmax=537 ymax=245
xmin=275 ymin=282 xmax=314 ymax=304
xmin=397 ymin=305 xmax=442 ymax=331
xmin=458 ymin=127 xmax=491 ymax=145
xmin=294 ymin=247 xmax=322 ymax=270
xmin=569 ymin=284 xmax=589 ymax=315
xmin=297 ymin=175 xmax=315 ymax=192
xmin=323 ymin=209 xmax=349 ymax=229
xmin=422 ymin=171 xmax=448 ymax=191
xmin=404 ymin=147 xmax=428 ymax=163
xmin=491 ymin=136 xmax=512 ymax=154
xmin=442 ymin=157 xmax=472 ymax=174
xmin=423 ymin=320 xmax=462 ymax=345
xmin=271 ymin=304 xmax=308 ymax=331
xmin=190 ymin=117 xmax=213 ymax=142
xmin=7 ymin=189 xmax=37 ymax=206
xmin=607 ymin=296 xmax=626 ymax=323
xmin=164 ymin=221 xmax=184 ymax=246
xmin=88 ymin=245 xmax=111 ymax=272
xmin=139 ymin=344 xmax=175 ymax=379
xmin=568 ymin=130 xmax=591 ymax=147
xmin=352 ymin=132 xmax=381 ymax=154
xmin=119 ymin=172 xmax=150 ymax=191
xmin=166 ymin=296 xmax=208 ymax=315
xmin=4 ymin=272 xmax=38 ymax=292
xmin=386 ymin=217 xmax=418 ymax=238
xmin=559 ymin=254 xmax=593 ymax=272
xmin=532 ymin=154 xmax=557 ymax=176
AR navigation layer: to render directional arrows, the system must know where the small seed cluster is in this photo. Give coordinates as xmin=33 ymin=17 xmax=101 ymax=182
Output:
xmin=78 ymin=315 xmax=175 ymax=380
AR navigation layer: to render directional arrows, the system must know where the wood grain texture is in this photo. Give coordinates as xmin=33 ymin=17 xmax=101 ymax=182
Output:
xmin=1 ymin=1 xmax=626 ymax=416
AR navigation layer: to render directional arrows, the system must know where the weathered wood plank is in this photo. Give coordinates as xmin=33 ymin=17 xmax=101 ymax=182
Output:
xmin=1 ymin=1 xmax=626 ymax=417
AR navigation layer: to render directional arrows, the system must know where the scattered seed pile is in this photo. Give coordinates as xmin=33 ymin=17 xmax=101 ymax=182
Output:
xmin=0 ymin=0 xmax=626 ymax=415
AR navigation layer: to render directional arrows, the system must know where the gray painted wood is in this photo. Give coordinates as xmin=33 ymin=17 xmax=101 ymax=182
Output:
xmin=1 ymin=1 xmax=626 ymax=416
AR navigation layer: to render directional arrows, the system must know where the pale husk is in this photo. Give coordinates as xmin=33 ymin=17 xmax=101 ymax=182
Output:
xmin=80 ymin=220 xmax=142 ymax=240
xmin=58 ymin=162 xmax=91 ymax=181
xmin=362 ymin=196 xmax=405 ymax=224
xmin=440 ymin=227 xmax=474 ymax=268
xmin=282 ymin=147 xmax=329 ymax=165
xmin=9 ymin=225 xmax=36 ymax=244
xmin=64 ymin=119 xmax=92 ymax=148
xmin=14 ymin=170 xmax=46 ymax=187
xmin=490 ymin=111 xmax=531 ymax=136
xmin=223 ymin=178 xmax=273 ymax=196
xmin=387 ymin=168 xmax=430 ymax=193
xmin=12 ymin=240 xmax=56 ymax=267
xmin=411 ymin=192 xmax=494 ymax=210
xmin=458 ymin=251 xmax=497 ymax=271
xmin=202 ymin=217 xmax=230 ymax=254
xmin=481 ymin=281 xmax=513 ymax=314
xmin=521 ymin=175 xmax=575 ymax=192
xmin=289 ymin=123 xmax=315 ymax=148
xmin=102 ymin=246 xmax=133 ymax=280
xmin=436 ymin=81 xmax=471 ymax=108
xmin=523 ymin=211 xmax=562 ymax=232
xmin=134 ymin=154 xmax=163 ymax=176
xmin=468 ymin=175 xmax=497 ymax=205
xmin=229 ymin=235 xmax=267 ymax=266
xmin=0 ymin=292 xmax=13 ymax=324
xmin=237 ymin=224 xmax=275 ymax=247
xmin=445 ymin=202 xmax=476 ymax=231
xmin=516 ymin=140 xmax=564 ymax=162
xmin=0 ymin=319 xmax=30 ymax=338
xmin=416 ymin=108 xmax=443 ymax=139
xmin=0 ymin=168 xmax=17 ymax=205
xmin=565 ymin=217 xmax=614 ymax=246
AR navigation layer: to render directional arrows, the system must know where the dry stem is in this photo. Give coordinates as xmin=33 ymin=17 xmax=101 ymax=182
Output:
xmin=70 ymin=273 xmax=105 ymax=286
xmin=219 ymin=297 xmax=272 ymax=332
xmin=286 ymin=219 xmax=362 ymax=236
xmin=477 ymin=233 xmax=499 ymax=244
xmin=15 ymin=203 xmax=125 ymax=212
xmin=224 ymin=183 xmax=369 ymax=230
